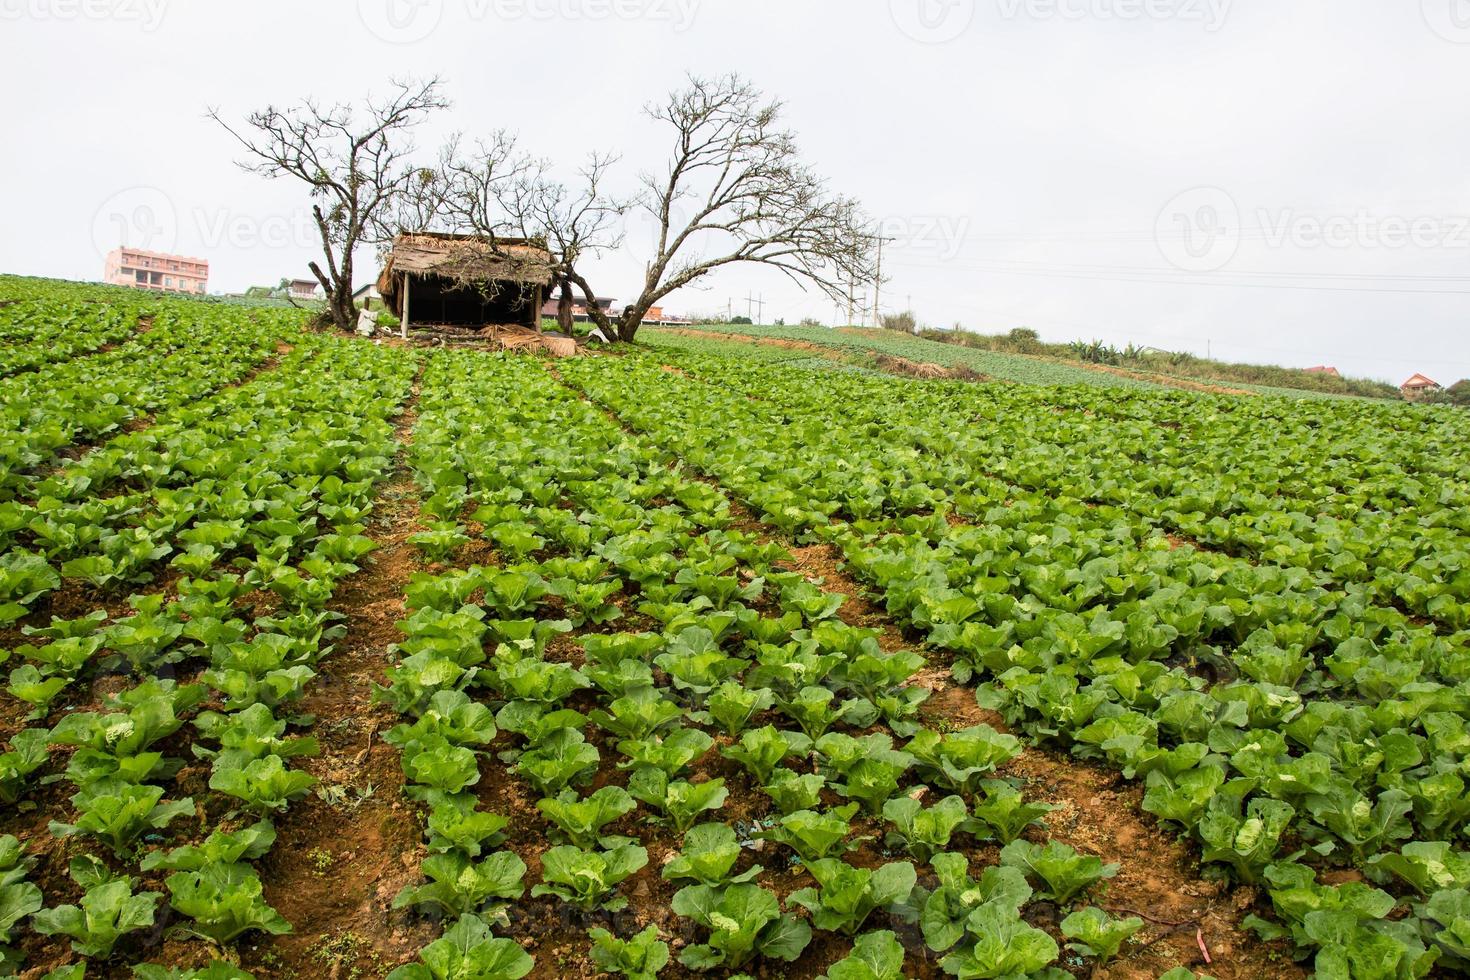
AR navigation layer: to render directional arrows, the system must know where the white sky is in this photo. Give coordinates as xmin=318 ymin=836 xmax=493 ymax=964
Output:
xmin=3 ymin=0 xmax=1469 ymax=384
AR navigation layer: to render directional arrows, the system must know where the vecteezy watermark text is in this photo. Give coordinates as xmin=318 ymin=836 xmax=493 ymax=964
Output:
xmin=359 ymin=0 xmax=699 ymax=44
xmin=1157 ymin=187 xmax=1470 ymax=272
xmin=93 ymin=186 xmax=322 ymax=260
xmin=996 ymin=0 xmax=1230 ymax=30
xmin=876 ymin=215 xmax=973 ymax=263
xmin=0 ymin=0 xmax=166 ymax=28
xmin=891 ymin=0 xmax=1229 ymax=43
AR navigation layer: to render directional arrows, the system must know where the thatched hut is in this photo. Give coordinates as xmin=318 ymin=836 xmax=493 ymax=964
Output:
xmin=376 ymin=232 xmax=554 ymax=334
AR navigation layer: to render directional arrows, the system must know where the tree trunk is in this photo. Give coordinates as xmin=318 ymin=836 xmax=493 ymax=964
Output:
xmin=308 ymin=261 xmax=352 ymax=331
xmin=616 ymin=302 xmax=650 ymax=342
xmin=557 ymin=280 xmax=575 ymax=334
xmin=565 ymin=269 xmax=618 ymax=341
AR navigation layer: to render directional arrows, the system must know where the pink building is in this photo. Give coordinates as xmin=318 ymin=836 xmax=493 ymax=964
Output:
xmin=104 ymin=247 xmax=209 ymax=295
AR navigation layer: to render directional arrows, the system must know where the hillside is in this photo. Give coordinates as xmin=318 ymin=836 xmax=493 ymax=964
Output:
xmin=646 ymin=323 xmax=1400 ymax=400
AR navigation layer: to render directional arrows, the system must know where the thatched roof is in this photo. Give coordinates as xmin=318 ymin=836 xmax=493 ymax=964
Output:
xmin=376 ymin=232 xmax=554 ymax=296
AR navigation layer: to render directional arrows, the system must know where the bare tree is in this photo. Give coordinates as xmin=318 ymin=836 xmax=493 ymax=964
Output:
xmin=495 ymin=153 xmax=628 ymax=334
xmin=208 ymin=77 xmax=449 ymax=331
xmin=561 ymin=73 xmax=877 ymax=342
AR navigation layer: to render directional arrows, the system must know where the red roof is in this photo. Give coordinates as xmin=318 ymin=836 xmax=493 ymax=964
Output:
xmin=1401 ymin=373 xmax=1441 ymax=389
xmin=1304 ymin=365 xmax=1339 ymax=376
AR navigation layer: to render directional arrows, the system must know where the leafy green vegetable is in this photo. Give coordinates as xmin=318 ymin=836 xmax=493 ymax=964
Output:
xmin=966 ymin=780 xmax=1053 ymax=844
xmin=385 ymin=913 xmax=533 ymax=980
xmin=703 ymin=681 xmax=773 ymax=735
xmin=1197 ymin=791 xmax=1295 ymax=883
xmin=789 ymin=859 xmax=916 ymax=936
xmin=882 ymin=794 xmax=968 ymax=863
xmin=818 ymin=931 xmax=908 ymax=980
xmin=671 ymin=883 xmax=811 ymax=970
xmin=661 ymin=822 xmax=762 ymax=888
xmin=537 ymin=787 xmax=637 ymax=849
xmin=999 ymin=839 xmax=1118 ymax=904
xmin=588 ymin=925 xmax=669 ymax=980
xmin=938 ymin=900 xmax=1060 ymax=979
xmin=392 ymin=852 xmax=527 ymax=917
xmin=762 ymin=770 xmax=827 ymax=814
xmin=919 ymin=855 xmax=1031 ymax=953
xmin=32 ymin=856 xmax=161 ymax=957
xmin=531 ymin=844 xmax=648 ymax=911
xmin=209 ymin=754 xmax=317 ymax=813
xmin=166 ymin=861 xmax=291 ymax=943
xmin=721 ymin=725 xmax=796 ymax=785
xmin=1059 ymin=906 xmax=1144 ymax=965
xmin=761 ymin=805 xmax=862 ymax=861
xmin=627 ymin=769 xmax=727 ymax=831
xmin=515 ymin=729 xmax=600 ymax=795
xmin=50 ymin=779 xmax=194 ymax=855
xmin=906 ymin=725 xmax=1021 ymax=796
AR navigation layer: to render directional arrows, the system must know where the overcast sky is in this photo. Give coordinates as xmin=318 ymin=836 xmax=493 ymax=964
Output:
xmin=4 ymin=0 xmax=1469 ymax=384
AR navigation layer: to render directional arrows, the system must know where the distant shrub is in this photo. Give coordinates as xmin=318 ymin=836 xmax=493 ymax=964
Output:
xmin=881 ymin=311 xmax=918 ymax=333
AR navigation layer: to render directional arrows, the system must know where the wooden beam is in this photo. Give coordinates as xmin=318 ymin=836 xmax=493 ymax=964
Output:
xmin=531 ymin=284 xmax=543 ymax=333
xmin=401 ymin=273 xmax=411 ymax=340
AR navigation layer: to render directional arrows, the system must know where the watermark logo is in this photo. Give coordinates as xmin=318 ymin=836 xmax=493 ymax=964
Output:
xmin=996 ymin=0 xmax=1231 ymax=30
xmin=0 ymin=0 xmax=168 ymax=30
xmin=1155 ymin=187 xmax=1240 ymax=272
xmin=1422 ymin=0 xmax=1470 ymax=42
xmin=360 ymin=0 xmax=698 ymax=43
xmin=1256 ymin=210 xmax=1470 ymax=251
xmin=94 ymin=186 xmax=324 ymax=261
xmin=93 ymin=186 xmax=178 ymax=260
xmin=1157 ymin=188 xmax=1470 ymax=272
xmin=890 ymin=0 xmax=976 ymax=43
xmin=358 ymin=0 xmax=443 ymax=43
xmin=877 ymin=215 xmax=972 ymax=262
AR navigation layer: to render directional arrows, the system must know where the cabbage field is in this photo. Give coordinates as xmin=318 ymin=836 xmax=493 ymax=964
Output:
xmin=2 ymin=276 xmax=1469 ymax=980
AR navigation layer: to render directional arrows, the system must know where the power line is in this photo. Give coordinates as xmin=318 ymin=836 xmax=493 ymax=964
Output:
xmin=883 ymin=258 xmax=1470 ymax=295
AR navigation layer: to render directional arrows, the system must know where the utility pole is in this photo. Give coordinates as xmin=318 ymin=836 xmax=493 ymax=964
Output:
xmin=756 ymin=294 xmax=764 ymax=325
xmin=872 ymin=237 xmax=884 ymax=329
xmin=846 ymin=282 xmax=855 ymax=327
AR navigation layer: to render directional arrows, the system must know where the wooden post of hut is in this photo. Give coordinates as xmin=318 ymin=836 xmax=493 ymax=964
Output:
xmin=401 ymin=273 xmax=411 ymax=340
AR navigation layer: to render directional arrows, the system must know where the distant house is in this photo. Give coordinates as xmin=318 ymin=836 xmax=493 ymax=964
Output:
xmin=1401 ymin=373 xmax=1443 ymax=399
xmin=1304 ymin=366 xmax=1340 ymax=377
xmin=287 ymin=279 xmax=320 ymax=300
xmin=104 ymin=248 xmax=208 ymax=295
xmin=353 ymin=282 xmax=381 ymax=310
xmin=540 ymin=295 xmax=617 ymax=323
